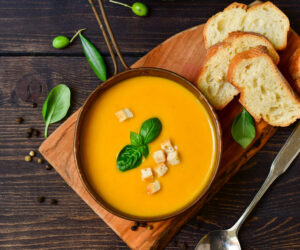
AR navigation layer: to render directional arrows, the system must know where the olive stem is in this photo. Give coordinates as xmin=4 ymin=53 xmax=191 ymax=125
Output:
xmin=109 ymin=0 xmax=132 ymax=9
xmin=70 ymin=28 xmax=87 ymax=43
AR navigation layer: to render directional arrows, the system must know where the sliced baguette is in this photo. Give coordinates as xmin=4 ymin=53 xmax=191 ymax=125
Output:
xmin=204 ymin=1 xmax=290 ymax=50
xmin=227 ymin=46 xmax=300 ymax=127
xmin=289 ymin=48 xmax=300 ymax=94
xmin=197 ymin=31 xmax=279 ymax=109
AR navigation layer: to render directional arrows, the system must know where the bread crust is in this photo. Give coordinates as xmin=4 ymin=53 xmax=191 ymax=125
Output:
xmin=295 ymin=78 xmax=300 ymax=94
xmin=203 ymin=1 xmax=290 ymax=50
xmin=197 ymin=42 xmax=234 ymax=109
xmin=289 ymin=48 xmax=300 ymax=79
xmin=227 ymin=46 xmax=300 ymax=126
xmin=223 ymin=31 xmax=280 ymax=64
xmin=224 ymin=2 xmax=247 ymax=11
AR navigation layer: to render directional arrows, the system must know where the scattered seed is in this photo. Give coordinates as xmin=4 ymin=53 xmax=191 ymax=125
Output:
xmin=51 ymin=199 xmax=58 ymax=205
xmin=140 ymin=222 xmax=147 ymax=227
xmin=26 ymin=132 xmax=32 ymax=138
xmin=27 ymin=128 xmax=34 ymax=134
xmin=29 ymin=150 xmax=35 ymax=157
xmin=178 ymin=242 xmax=188 ymax=249
xmin=16 ymin=117 xmax=23 ymax=124
xmin=32 ymin=103 xmax=37 ymax=108
xmin=33 ymin=129 xmax=40 ymax=137
xmin=37 ymin=196 xmax=45 ymax=203
xmin=131 ymin=225 xmax=138 ymax=231
xmin=25 ymin=155 xmax=32 ymax=162
xmin=147 ymin=225 xmax=153 ymax=230
xmin=37 ymin=158 xmax=44 ymax=164
xmin=134 ymin=221 xmax=140 ymax=227
xmin=45 ymin=164 xmax=53 ymax=170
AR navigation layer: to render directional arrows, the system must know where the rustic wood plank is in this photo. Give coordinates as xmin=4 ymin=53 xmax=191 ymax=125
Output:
xmin=0 ymin=0 xmax=299 ymax=55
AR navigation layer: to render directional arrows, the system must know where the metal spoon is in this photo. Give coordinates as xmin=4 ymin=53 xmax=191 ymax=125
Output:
xmin=195 ymin=121 xmax=300 ymax=250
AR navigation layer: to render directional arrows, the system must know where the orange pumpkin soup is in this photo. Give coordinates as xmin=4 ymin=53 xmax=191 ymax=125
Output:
xmin=80 ymin=76 xmax=217 ymax=218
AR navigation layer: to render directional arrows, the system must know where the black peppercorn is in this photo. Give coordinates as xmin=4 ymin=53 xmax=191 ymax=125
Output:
xmin=45 ymin=164 xmax=53 ymax=170
xmin=27 ymin=128 xmax=34 ymax=134
xmin=16 ymin=117 xmax=23 ymax=124
xmin=51 ymin=199 xmax=58 ymax=205
xmin=131 ymin=225 xmax=138 ymax=231
xmin=37 ymin=196 xmax=45 ymax=203
xmin=178 ymin=242 xmax=188 ymax=249
xmin=32 ymin=103 xmax=37 ymax=108
xmin=26 ymin=132 xmax=32 ymax=138
xmin=140 ymin=222 xmax=147 ymax=227
xmin=33 ymin=129 xmax=40 ymax=137
xmin=134 ymin=221 xmax=140 ymax=227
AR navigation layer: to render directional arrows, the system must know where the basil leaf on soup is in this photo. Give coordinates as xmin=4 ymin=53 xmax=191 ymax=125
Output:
xmin=117 ymin=145 xmax=143 ymax=172
xmin=139 ymin=144 xmax=149 ymax=158
xmin=231 ymin=108 xmax=256 ymax=149
xmin=139 ymin=117 xmax=162 ymax=144
xmin=130 ymin=131 xmax=143 ymax=146
xmin=42 ymin=84 xmax=71 ymax=138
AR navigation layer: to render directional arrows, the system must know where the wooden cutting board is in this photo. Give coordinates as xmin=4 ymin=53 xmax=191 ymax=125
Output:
xmin=39 ymin=23 xmax=300 ymax=249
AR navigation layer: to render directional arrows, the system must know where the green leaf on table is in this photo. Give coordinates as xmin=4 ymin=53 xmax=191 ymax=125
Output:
xmin=79 ymin=32 xmax=107 ymax=82
xmin=231 ymin=108 xmax=256 ymax=149
xmin=42 ymin=84 xmax=71 ymax=138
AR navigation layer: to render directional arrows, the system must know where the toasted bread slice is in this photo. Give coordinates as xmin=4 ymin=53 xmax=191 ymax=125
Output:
xmin=289 ymin=48 xmax=300 ymax=94
xmin=227 ymin=46 xmax=300 ymax=126
xmin=204 ymin=1 xmax=289 ymax=50
xmin=197 ymin=31 xmax=279 ymax=109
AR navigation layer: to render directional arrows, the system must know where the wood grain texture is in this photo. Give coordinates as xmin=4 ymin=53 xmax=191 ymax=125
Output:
xmin=39 ymin=22 xmax=299 ymax=250
xmin=0 ymin=0 xmax=299 ymax=249
xmin=0 ymin=0 xmax=299 ymax=55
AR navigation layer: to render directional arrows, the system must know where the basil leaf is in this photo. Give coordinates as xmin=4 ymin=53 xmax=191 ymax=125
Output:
xmin=42 ymin=84 xmax=71 ymax=138
xmin=117 ymin=145 xmax=143 ymax=172
xmin=139 ymin=144 xmax=149 ymax=158
xmin=231 ymin=108 xmax=256 ymax=149
xmin=79 ymin=33 xmax=107 ymax=82
xmin=139 ymin=117 xmax=162 ymax=144
xmin=130 ymin=131 xmax=143 ymax=146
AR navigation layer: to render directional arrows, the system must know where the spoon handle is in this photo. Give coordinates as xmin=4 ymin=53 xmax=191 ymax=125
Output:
xmin=230 ymin=121 xmax=300 ymax=233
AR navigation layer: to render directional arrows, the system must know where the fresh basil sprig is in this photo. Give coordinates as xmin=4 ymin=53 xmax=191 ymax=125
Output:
xmin=42 ymin=84 xmax=71 ymax=138
xmin=140 ymin=117 xmax=162 ymax=144
xmin=117 ymin=145 xmax=143 ymax=172
xmin=231 ymin=108 xmax=256 ymax=148
xmin=117 ymin=118 xmax=162 ymax=172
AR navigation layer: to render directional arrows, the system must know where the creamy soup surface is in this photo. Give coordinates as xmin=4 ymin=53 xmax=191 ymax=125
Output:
xmin=80 ymin=76 xmax=217 ymax=218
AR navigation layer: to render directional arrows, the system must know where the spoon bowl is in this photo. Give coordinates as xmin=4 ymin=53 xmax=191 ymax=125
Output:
xmin=195 ymin=229 xmax=240 ymax=250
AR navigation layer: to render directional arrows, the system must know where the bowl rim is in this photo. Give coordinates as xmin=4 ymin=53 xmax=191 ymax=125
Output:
xmin=74 ymin=67 xmax=222 ymax=222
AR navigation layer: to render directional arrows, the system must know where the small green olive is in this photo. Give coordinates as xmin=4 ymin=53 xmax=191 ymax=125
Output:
xmin=52 ymin=36 xmax=70 ymax=49
xmin=132 ymin=2 xmax=148 ymax=16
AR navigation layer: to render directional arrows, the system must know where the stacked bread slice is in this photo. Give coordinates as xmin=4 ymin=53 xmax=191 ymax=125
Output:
xmin=203 ymin=1 xmax=290 ymax=50
xmin=197 ymin=31 xmax=279 ymax=109
xmin=197 ymin=1 xmax=300 ymax=126
xmin=228 ymin=46 xmax=300 ymax=126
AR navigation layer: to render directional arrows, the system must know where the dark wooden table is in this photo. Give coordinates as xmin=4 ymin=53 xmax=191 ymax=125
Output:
xmin=0 ymin=0 xmax=299 ymax=249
